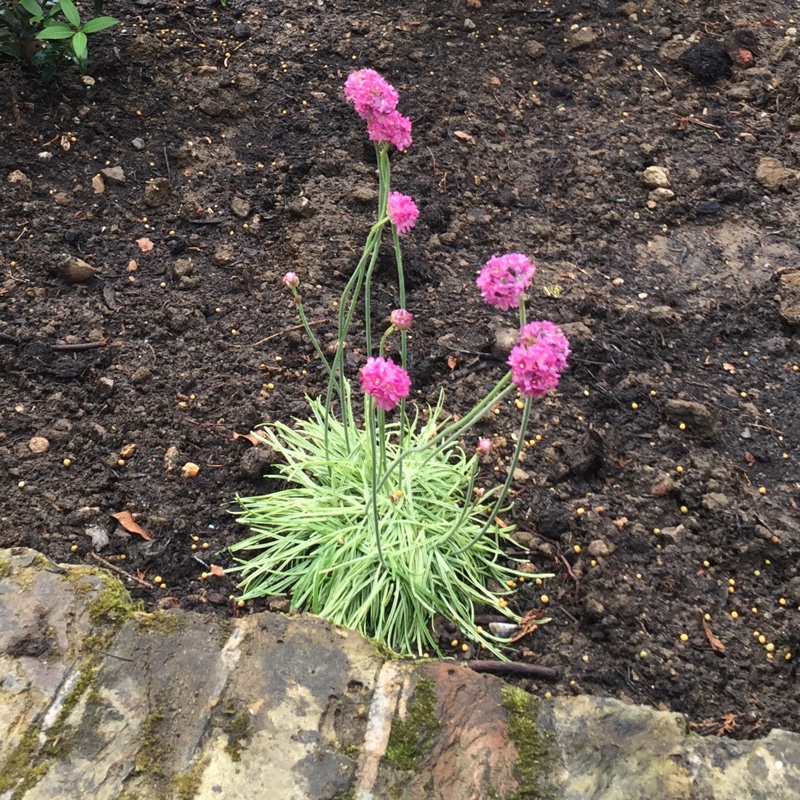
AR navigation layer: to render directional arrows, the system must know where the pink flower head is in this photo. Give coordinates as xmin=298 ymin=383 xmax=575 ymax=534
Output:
xmin=516 ymin=321 xmax=570 ymax=371
xmin=477 ymin=437 xmax=495 ymax=457
xmin=283 ymin=272 xmax=299 ymax=288
xmin=390 ymin=308 xmax=414 ymax=330
xmin=387 ymin=192 xmax=419 ymax=234
xmin=366 ymin=109 xmax=413 ymax=151
xmin=507 ymin=321 xmax=570 ymax=399
xmin=360 ymin=356 xmax=411 ymax=411
xmin=476 ymin=253 xmax=537 ymax=311
xmin=344 ymin=69 xmax=399 ymax=119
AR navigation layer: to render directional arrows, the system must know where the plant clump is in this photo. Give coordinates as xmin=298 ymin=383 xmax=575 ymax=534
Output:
xmin=230 ymin=69 xmax=569 ymax=658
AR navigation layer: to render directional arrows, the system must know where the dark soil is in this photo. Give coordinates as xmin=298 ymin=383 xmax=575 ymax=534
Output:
xmin=3 ymin=0 xmax=800 ymax=740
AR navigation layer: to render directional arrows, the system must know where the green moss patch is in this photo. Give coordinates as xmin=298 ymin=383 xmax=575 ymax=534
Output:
xmin=222 ymin=704 xmax=253 ymax=762
xmin=0 ymin=667 xmax=99 ymax=799
xmin=134 ymin=610 xmax=184 ymax=636
xmin=383 ymin=677 xmax=441 ymax=771
xmin=501 ymin=686 xmax=556 ymax=800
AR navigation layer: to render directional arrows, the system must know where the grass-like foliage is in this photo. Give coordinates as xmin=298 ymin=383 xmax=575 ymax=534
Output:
xmin=229 ymin=396 xmax=527 ymax=657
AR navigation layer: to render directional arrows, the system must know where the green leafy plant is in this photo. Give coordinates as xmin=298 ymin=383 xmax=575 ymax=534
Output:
xmin=0 ymin=0 xmax=117 ymax=76
xmin=232 ymin=393 xmax=531 ymax=657
xmin=230 ymin=69 xmax=571 ymax=657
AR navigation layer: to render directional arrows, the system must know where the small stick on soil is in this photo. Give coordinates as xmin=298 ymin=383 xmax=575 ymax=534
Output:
xmin=652 ymin=67 xmax=670 ymax=89
xmin=250 ymin=319 xmax=326 ymax=347
xmin=681 ymin=116 xmax=722 ymax=131
xmin=466 ymin=660 xmax=558 ymax=680
xmin=0 ymin=331 xmax=21 ymax=345
xmin=88 ymin=551 xmax=155 ymax=588
xmin=163 ymin=146 xmax=172 ymax=183
xmin=559 ymin=553 xmax=580 ymax=587
xmin=51 ymin=340 xmax=108 ymax=352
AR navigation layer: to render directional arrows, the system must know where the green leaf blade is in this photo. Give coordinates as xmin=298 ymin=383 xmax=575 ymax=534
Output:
xmin=18 ymin=0 xmax=44 ymax=19
xmin=60 ymin=0 xmax=81 ymax=27
xmin=36 ymin=24 xmax=74 ymax=39
xmin=71 ymin=29 xmax=86 ymax=58
xmin=81 ymin=15 xmax=118 ymax=33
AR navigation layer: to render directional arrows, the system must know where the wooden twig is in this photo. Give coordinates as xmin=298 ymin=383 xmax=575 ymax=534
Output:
xmin=560 ymin=554 xmax=580 ymax=586
xmin=51 ymin=340 xmax=107 ymax=352
xmin=250 ymin=319 xmax=326 ymax=348
xmin=465 ymin=660 xmax=558 ymax=680
xmin=88 ymin=551 xmax=155 ymax=588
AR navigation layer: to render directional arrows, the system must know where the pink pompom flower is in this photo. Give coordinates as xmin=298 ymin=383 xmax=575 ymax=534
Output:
xmin=516 ymin=321 xmax=570 ymax=371
xmin=366 ymin=109 xmax=413 ymax=151
xmin=476 ymin=253 xmax=537 ymax=311
xmin=507 ymin=321 xmax=570 ymax=399
xmin=283 ymin=272 xmax=299 ymax=288
xmin=360 ymin=356 xmax=411 ymax=411
xmin=387 ymin=192 xmax=419 ymax=234
xmin=344 ymin=69 xmax=399 ymax=119
xmin=390 ymin=308 xmax=414 ymax=330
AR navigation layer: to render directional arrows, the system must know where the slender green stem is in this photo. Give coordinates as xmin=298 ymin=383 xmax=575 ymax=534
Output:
xmin=452 ymin=396 xmax=532 ymax=554
xmin=378 ymin=407 xmax=387 ymax=473
xmin=324 ymin=223 xmax=385 ymax=454
xmin=362 ymin=234 xmax=382 ymax=357
xmin=365 ymin=396 xmax=387 ymax=569
xmin=391 ymin=224 xmax=409 ymax=486
xmin=368 ymin=374 xmax=515 ymax=509
xmin=290 ymin=291 xmax=333 ymax=380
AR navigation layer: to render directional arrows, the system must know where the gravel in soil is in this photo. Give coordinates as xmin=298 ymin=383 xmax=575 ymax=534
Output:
xmin=2 ymin=0 xmax=800 ymax=739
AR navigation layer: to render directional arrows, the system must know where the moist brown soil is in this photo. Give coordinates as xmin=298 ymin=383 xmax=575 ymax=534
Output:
xmin=2 ymin=0 xmax=800 ymax=740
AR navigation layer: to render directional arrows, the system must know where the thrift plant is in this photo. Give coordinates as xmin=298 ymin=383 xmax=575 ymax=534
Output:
xmin=229 ymin=69 xmax=570 ymax=657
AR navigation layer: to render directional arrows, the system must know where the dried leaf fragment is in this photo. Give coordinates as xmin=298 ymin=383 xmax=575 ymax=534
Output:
xmin=136 ymin=237 xmax=154 ymax=252
xmin=233 ymin=431 xmax=269 ymax=447
xmin=120 ymin=443 xmax=137 ymax=458
xmin=716 ymin=713 xmax=739 ymax=735
xmin=702 ymin=616 xmax=726 ymax=652
xmin=447 ymin=355 xmax=458 ymax=370
xmin=723 ymin=362 xmax=736 ymax=373
xmin=110 ymin=510 xmax=152 ymax=541
xmin=210 ymin=564 xmax=225 ymax=577
xmin=453 ymin=130 xmax=476 ymax=144
xmin=63 ymin=257 xmax=99 ymax=283
xmin=92 ymin=174 xmax=105 ymax=194
xmin=511 ymin=609 xmax=541 ymax=642
xmin=744 ymin=451 xmax=756 ymax=467
xmin=650 ymin=477 xmax=674 ymax=496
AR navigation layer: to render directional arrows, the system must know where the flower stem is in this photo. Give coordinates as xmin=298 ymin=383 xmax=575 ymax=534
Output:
xmin=365 ymin=396 xmax=387 ymax=569
xmin=368 ymin=374 xmax=515 ymax=508
xmin=452 ymin=396 xmax=532 ymax=554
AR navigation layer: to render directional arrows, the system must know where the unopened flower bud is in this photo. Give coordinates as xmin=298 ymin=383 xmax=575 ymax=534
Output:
xmin=390 ymin=308 xmax=413 ymax=330
xmin=477 ymin=437 xmax=495 ymax=457
xmin=283 ymin=272 xmax=299 ymax=288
